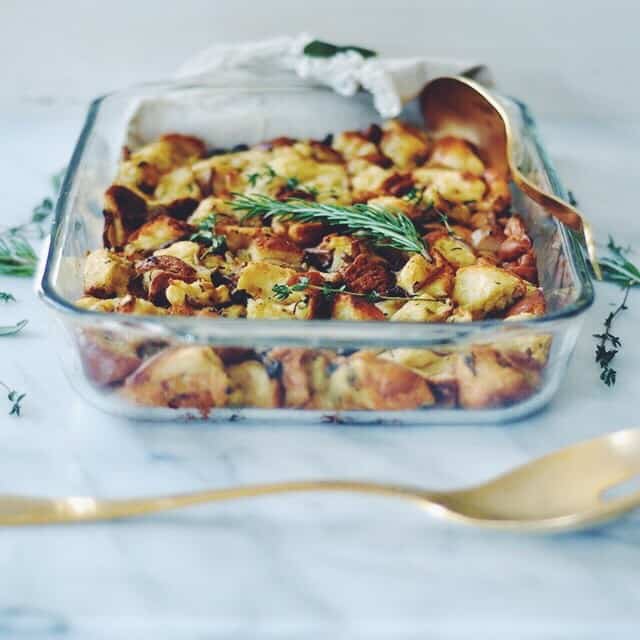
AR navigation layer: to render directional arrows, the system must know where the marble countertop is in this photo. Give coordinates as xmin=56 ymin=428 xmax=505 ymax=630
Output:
xmin=1 ymin=100 xmax=640 ymax=638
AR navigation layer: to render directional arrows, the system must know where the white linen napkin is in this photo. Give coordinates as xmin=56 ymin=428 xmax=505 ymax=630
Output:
xmin=175 ymin=33 xmax=491 ymax=118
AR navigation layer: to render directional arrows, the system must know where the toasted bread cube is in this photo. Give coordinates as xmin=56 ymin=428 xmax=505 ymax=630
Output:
xmin=267 ymin=348 xmax=336 ymax=408
xmin=116 ymin=295 xmax=166 ymax=316
xmin=396 ymin=254 xmax=435 ymax=295
xmin=237 ymin=262 xmax=298 ymax=301
xmin=494 ymin=333 xmax=552 ymax=370
xmin=428 ymin=136 xmax=485 ymax=176
xmin=126 ymin=134 xmax=205 ymax=173
xmin=379 ymin=348 xmax=458 ymax=404
xmin=447 ymin=308 xmax=474 ymax=323
xmin=125 ymin=215 xmax=191 ymax=254
xmin=367 ymin=196 xmax=419 ymax=220
xmin=390 ymin=299 xmax=453 ymax=322
xmin=432 ymin=235 xmax=477 ymax=268
xmin=328 ymin=353 xmax=435 ymax=410
xmin=165 ymin=281 xmax=229 ymax=308
xmin=227 ymin=360 xmax=281 ymax=408
xmin=455 ymin=346 xmax=537 ymax=409
xmin=351 ymin=165 xmax=395 ymax=197
xmin=154 ymin=241 xmax=202 ymax=266
xmin=380 ymin=120 xmax=430 ymax=169
xmin=453 ymin=264 xmax=526 ymax=318
xmin=332 ymin=131 xmax=379 ymax=162
xmin=246 ymin=299 xmax=295 ymax=319
xmin=413 ymin=167 xmax=486 ymax=204
xmin=122 ymin=346 xmax=228 ymax=411
xmin=153 ymin=166 xmax=201 ymax=203
xmin=248 ymin=234 xmax=304 ymax=267
xmin=332 ymin=293 xmax=385 ymax=321
xmin=397 ymin=253 xmax=454 ymax=299
xmin=505 ymin=290 xmax=546 ymax=319
xmin=78 ymin=330 xmax=141 ymax=386
xmin=83 ymin=249 xmax=133 ymax=298
xmin=75 ymin=296 xmax=118 ymax=312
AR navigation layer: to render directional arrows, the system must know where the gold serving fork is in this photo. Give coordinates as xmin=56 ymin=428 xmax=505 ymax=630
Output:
xmin=420 ymin=75 xmax=601 ymax=279
xmin=2 ymin=429 xmax=640 ymax=531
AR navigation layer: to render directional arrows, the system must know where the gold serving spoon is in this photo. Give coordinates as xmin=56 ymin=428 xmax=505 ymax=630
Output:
xmin=2 ymin=429 xmax=640 ymax=531
xmin=420 ymin=75 xmax=601 ymax=279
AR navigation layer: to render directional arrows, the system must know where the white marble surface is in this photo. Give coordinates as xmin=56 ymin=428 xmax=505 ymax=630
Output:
xmin=2 ymin=2 xmax=640 ymax=637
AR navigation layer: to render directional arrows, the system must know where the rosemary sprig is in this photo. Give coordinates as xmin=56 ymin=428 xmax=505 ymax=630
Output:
xmin=189 ymin=213 xmax=227 ymax=256
xmin=0 ymin=319 xmax=28 ymax=337
xmin=599 ymin=236 xmax=640 ymax=288
xmin=593 ymin=286 xmax=630 ymax=387
xmin=231 ymin=194 xmax=429 ymax=258
xmin=0 ymin=168 xmax=65 ymax=277
xmin=0 ymin=234 xmax=39 ymax=277
xmin=272 ymin=277 xmax=437 ymax=304
xmin=0 ymin=381 xmax=26 ymax=417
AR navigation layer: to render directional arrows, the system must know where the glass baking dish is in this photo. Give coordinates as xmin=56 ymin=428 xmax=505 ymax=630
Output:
xmin=38 ymin=81 xmax=594 ymax=424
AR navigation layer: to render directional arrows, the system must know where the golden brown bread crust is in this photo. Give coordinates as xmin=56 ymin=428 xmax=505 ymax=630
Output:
xmin=77 ymin=119 xmax=549 ymax=413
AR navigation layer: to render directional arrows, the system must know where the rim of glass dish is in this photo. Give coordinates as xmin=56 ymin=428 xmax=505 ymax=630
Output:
xmin=38 ymin=81 xmax=595 ymax=346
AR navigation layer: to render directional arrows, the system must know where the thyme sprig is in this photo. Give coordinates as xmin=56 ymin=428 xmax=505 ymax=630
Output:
xmin=272 ymin=277 xmax=438 ymax=305
xmin=231 ymin=194 xmax=429 ymax=258
xmin=593 ymin=286 xmax=630 ymax=387
xmin=593 ymin=236 xmax=639 ymax=387
xmin=0 ymin=382 xmax=26 ymax=417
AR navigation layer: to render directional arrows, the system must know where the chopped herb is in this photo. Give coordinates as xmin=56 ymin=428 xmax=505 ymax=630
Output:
xmin=189 ymin=213 xmax=227 ymax=256
xmin=246 ymin=172 xmax=261 ymax=187
xmin=404 ymin=186 xmax=425 ymax=204
xmin=0 ymin=292 xmax=16 ymax=303
xmin=567 ymin=190 xmax=578 ymax=207
xmin=303 ymin=39 xmax=377 ymax=59
xmin=285 ymin=177 xmax=300 ymax=189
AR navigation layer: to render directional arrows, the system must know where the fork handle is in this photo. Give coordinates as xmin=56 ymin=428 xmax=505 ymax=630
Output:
xmin=0 ymin=481 xmax=435 ymax=526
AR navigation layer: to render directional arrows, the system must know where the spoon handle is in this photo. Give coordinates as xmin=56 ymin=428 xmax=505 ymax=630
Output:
xmin=0 ymin=481 xmax=435 ymax=526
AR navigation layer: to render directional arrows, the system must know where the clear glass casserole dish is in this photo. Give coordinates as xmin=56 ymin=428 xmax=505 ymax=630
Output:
xmin=38 ymin=81 xmax=594 ymax=423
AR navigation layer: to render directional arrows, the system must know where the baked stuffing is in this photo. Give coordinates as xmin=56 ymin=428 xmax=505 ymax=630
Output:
xmin=77 ymin=121 xmax=550 ymax=412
